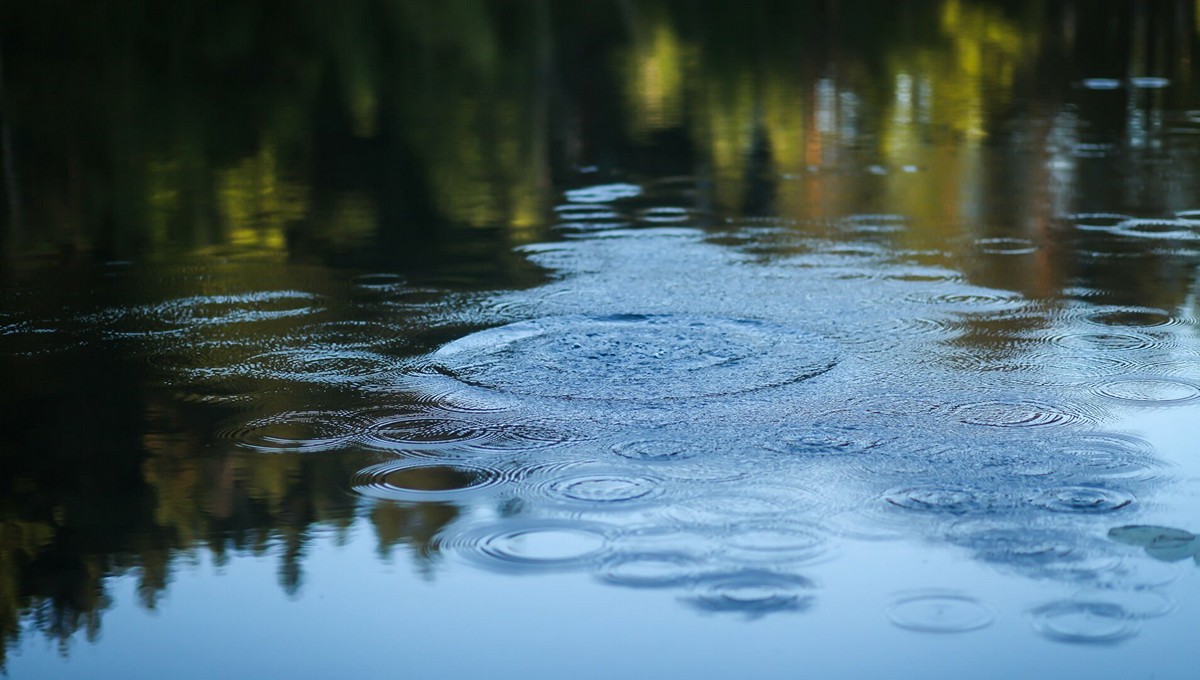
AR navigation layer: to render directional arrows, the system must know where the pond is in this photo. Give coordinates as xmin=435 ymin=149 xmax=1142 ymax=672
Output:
xmin=3 ymin=1 xmax=1200 ymax=677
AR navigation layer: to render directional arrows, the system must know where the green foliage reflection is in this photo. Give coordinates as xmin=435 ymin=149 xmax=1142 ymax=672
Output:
xmin=2 ymin=0 xmax=1200 ymax=666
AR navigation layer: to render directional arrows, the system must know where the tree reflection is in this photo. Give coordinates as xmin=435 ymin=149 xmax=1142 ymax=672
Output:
xmin=2 ymin=0 xmax=1200 ymax=666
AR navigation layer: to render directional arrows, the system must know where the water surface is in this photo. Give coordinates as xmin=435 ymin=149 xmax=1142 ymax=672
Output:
xmin=3 ymin=1 xmax=1200 ymax=678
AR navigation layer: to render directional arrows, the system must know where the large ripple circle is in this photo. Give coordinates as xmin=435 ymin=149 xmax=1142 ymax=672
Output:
xmin=432 ymin=315 xmax=838 ymax=400
xmin=887 ymin=591 xmax=995 ymax=633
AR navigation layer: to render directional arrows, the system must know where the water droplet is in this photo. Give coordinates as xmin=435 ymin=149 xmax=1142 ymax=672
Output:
xmin=432 ymin=315 xmax=837 ymax=401
xmin=1029 ymin=601 xmax=1139 ymax=644
xmin=1030 ymin=487 xmax=1134 ymax=513
xmin=887 ymin=591 xmax=995 ymax=633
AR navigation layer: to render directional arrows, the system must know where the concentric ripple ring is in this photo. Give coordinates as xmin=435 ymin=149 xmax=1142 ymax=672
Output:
xmin=431 ymin=314 xmax=838 ymax=401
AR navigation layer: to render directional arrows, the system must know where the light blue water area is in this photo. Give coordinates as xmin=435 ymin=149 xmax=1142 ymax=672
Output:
xmin=10 ymin=523 xmax=1198 ymax=679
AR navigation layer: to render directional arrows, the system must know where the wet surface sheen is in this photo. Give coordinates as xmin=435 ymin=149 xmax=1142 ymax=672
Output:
xmin=4 ymin=1 xmax=1200 ymax=678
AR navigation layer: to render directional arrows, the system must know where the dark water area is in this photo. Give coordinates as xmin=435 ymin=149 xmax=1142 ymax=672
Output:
xmin=3 ymin=1 xmax=1200 ymax=677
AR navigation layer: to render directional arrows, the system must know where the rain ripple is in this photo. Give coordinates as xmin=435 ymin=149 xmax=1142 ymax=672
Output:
xmin=357 ymin=409 xmax=581 ymax=454
xmin=1029 ymin=487 xmax=1135 ymax=514
xmin=431 ymin=314 xmax=838 ymax=401
xmin=683 ymin=570 xmax=815 ymax=617
xmin=351 ymin=461 xmax=511 ymax=502
xmin=1091 ymin=377 xmax=1200 ymax=406
xmin=883 ymin=486 xmax=1007 ymax=515
xmin=218 ymin=409 xmax=368 ymax=453
xmin=537 ymin=469 xmax=666 ymax=508
xmin=1047 ymin=329 xmax=1167 ymax=353
xmin=598 ymin=552 xmax=709 ymax=589
xmin=1029 ymin=601 xmax=1140 ymax=645
xmin=887 ymin=591 xmax=995 ymax=633
xmin=436 ymin=520 xmax=613 ymax=573
xmin=721 ymin=521 xmax=831 ymax=565
xmin=950 ymin=398 xmax=1097 ymax=429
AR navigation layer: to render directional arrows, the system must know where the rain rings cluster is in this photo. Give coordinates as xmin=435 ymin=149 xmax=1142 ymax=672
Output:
xmin=13 ymin=179 xmax=1195 ymax=640
xmin=387 ymin=182 xmax=1193 ymax=634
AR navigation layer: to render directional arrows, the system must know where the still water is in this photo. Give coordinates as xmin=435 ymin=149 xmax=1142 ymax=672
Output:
xmin=3 ymin=1 xmax=1200 ymax=677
